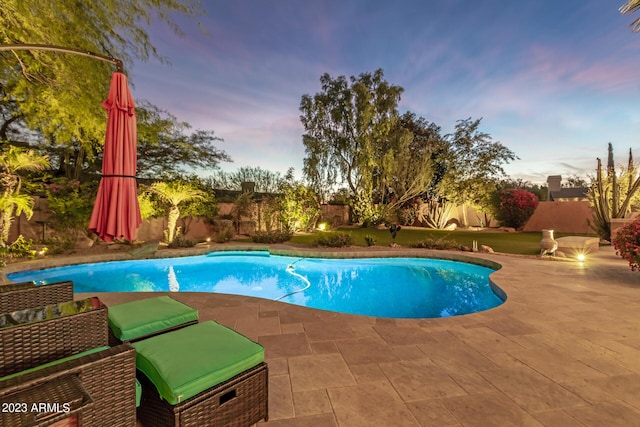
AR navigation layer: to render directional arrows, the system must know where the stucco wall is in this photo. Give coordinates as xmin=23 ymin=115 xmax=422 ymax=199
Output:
xmin=522 ymin=201 xmax=594 ymax=234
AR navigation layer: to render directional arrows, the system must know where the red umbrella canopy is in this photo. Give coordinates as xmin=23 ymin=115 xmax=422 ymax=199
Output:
xmin=88 ymin=72 xmax=142 ymax=242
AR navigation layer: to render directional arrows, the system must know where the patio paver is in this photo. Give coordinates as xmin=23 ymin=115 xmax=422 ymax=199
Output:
xmin=6 ymin=244 xmax=639 ymax=426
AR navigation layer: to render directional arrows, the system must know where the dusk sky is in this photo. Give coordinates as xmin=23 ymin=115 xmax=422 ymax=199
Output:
xmin=129 ymin=0 xmax=640 ymax=185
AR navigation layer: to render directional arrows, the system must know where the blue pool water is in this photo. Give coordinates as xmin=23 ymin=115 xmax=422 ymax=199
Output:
xmin=7 ymin=251 xmax=504 ymax=318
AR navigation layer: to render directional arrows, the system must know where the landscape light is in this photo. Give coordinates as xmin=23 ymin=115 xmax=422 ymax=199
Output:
xmin=318 ymin=223 xmax=327 ymax=231
xmin=576 ymin=253 xmax=586 ymax=261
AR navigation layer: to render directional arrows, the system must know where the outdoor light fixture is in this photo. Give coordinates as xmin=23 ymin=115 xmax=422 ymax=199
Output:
xmin=576 ymin=253 xmax=586 ymax=262
xmin=318 ymin=223 xmax=327 ymax=231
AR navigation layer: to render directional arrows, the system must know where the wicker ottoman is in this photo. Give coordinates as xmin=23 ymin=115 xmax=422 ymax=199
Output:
xmin=133 ymin=321 xmax=268 ymax=427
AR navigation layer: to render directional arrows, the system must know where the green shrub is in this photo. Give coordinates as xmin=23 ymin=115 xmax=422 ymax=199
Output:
xmin=0 ymin=235 xmax=36 ymax=258
xmin=45 ymin=178 xmax=96 ymax=238
xmin=364 ymin=234 xmax=376 ymax=246
xmin=252 ymin=231 xmax=293 ymax=244
xmin=214 ymin=227 xmax=235 ymax=243
xmin=167 ymin=234 xmax=197 ymax=248
xmin=43 ymin=236 xmax=75 ymax=254
xmin=314 ymin=231 xmax=352 ymax=247
xmin=279 ymin=183 xmax=320 ymax=232
xmin=409 ymin=237 xmax=458 ymax=250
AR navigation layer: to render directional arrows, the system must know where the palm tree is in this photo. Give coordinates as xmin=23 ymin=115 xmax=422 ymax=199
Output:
xmin=149 ymin=181 xmax=205 ymax=243
xmin=0 ymin=146 xmax=49 ymax=243
xmin=621 ymin=0 xmax=640 ymax=32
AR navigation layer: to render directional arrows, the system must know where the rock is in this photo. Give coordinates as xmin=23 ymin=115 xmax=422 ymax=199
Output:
xmin=445 ymin=223 xmax=457 ymax=231
xmin=554 ymin=251 xmax=566 ymax=258
xmin=479 ymin=245 xmax=494 ymax=253
xmin=460 ymin=245 xmax=471 ymax=252
xmin=498 ymin=227 xmax=516 ymax=233
xmin=75 ymin=236 xmax=95 ymax=249
xmin=389 ymin=243 xmax=401 ymax=248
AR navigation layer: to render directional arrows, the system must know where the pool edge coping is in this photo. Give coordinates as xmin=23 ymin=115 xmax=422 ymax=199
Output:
xmin=2 ymin=244 xmax=503 ymax=277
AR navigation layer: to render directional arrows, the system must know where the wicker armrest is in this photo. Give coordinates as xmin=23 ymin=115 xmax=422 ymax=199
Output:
xmin=0 ymin=299 xmax=109 ymax=377
xmin=0 ymin=281 xmax=74 ymax=313
xmin=0 ymin=344 xmax=137 ymax=426
xmin=0 ymin=281 xmax=36 ymax=292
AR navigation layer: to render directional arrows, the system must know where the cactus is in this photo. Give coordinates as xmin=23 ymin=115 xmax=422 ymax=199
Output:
xmin=588 ymin=144 xmax=640 ymax=240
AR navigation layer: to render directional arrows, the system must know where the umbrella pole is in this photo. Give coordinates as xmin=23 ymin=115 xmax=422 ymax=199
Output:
xmin=0 ymin=43 xmax=122 ymax=72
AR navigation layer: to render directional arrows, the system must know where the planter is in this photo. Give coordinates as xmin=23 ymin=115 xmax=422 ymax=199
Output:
xmin=610 ymin=216 xmax=639 ymax=241
xmin=540 ymin=229 xmax=558 ymax=256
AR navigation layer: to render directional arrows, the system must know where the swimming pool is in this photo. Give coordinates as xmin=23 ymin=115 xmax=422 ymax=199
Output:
xmin=7 ymin=251 xmax=504 ymax=318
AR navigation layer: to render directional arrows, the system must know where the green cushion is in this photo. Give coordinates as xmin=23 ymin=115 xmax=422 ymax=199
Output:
xmin=133 ymin=321 xmax=264 ymax=405
xmin=108 ymin=296 xmax=198 ymax=341
xmin=136 ymin=379 xmax=142 ymax=407
xmin=0 ymin=346 xmax=110 ymax=381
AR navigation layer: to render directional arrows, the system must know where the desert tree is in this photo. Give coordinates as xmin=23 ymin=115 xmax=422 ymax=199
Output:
xmin=300 ymin=69 xmax=433 ymax=225
xmin=0 ymin=0 xmax=204 ymax=175
xmin=437 ymin=118 xmax=517 ymax=226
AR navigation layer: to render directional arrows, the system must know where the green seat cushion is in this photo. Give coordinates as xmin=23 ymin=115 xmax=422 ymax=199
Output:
xmin=108 ymin=296 xmax=198 ymax=341
xmin=0 ymin=346 xmax=110 ymax=381
xmin=135 ymin=379 xmax=142 ymax=407
xmin=133 ymin=321 xmax=264 ymax=405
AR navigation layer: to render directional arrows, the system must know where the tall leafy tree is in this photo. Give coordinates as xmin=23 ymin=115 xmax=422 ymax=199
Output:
xmin=0 ymin=0 xmax=204 ymax=169
xmin=437 ymin=118 xmax=517 ymax=226
xmin=300 ymin=69 xmax=406 ymax=224
xmin=385 ymin=112 xmax=447 ymax=204
xmin=136 ymin=102 xmax=230 ymax=178
xmin=207 ymin=166 xmax=285 ymax=193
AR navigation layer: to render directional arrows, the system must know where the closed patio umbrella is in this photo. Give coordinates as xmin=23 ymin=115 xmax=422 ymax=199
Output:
xmin=88 ymin=71 xmax=142 ymax=242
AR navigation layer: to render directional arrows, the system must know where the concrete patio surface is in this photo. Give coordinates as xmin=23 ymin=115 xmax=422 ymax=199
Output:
xmin=6 ymin=244 xmax=640 ymax=426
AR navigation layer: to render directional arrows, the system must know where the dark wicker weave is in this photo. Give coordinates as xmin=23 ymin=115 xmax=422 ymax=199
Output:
xmin=0 ymin=298 xmax=137 ymax=425
xmin=0 ymin=302 xmax=108 ymax=377
xmin=0 ymin=344 xmax=137 ymax=426
xmin=0 ymin=281 xmax=74 ymax=313
xmin=136 ymin=362 xmax=269 ymax=427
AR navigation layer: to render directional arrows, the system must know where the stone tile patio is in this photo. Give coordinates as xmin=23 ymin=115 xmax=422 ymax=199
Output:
xmin=6 ymin=244 xmax=640 ymax=426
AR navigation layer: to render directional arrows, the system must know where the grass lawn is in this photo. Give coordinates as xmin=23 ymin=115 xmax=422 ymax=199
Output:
xmin=288 ymin=227 xmax=596 ymax=256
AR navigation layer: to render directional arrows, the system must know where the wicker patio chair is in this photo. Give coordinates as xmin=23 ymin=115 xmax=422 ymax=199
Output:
xmin=0 ymin=344 xmax=136 ymax=426
xmin=0 ymin=297 xmax=137 ymax=426
xmin=0 ymin=280 xmax=74 ymax=313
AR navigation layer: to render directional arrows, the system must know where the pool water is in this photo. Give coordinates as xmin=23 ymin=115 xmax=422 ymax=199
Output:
xmin=7 ymin=251 xmax=504 ymax=318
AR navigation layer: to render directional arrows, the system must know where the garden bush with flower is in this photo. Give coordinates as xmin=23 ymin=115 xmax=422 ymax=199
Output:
xmin=492 ymin=189 xmax=539 ymax=229
xmin=612 ymin=218 xmax=640 ymax=271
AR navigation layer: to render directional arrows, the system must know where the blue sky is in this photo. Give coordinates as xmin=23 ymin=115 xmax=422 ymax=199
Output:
xmin=130 ymin=0 xmax=640 ymax=185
